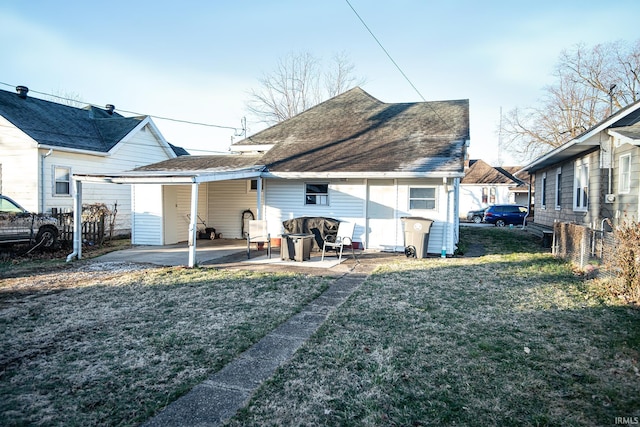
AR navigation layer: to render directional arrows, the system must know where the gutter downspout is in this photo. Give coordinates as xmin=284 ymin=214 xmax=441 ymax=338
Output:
xmin=441 ymin=177 xmax=450 ymax=258
xmin=522 ymin=174 xmax=532 ymax=229
xmin=66 ymin=179 xmax=82 ymax=262
xmin=40 ymin=149 xmax=53 ymax=212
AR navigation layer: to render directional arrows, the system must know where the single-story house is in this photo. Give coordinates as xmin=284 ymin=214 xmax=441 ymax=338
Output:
xmin=0 ymin=85 xmax=187 ymax=235
xmin=459 ymin=159 xmax=529 ymax=217
xmin=522 ymin=99 xmax=640 ymax=229
xmin=73 ymin=87 xmax=470 ymax=266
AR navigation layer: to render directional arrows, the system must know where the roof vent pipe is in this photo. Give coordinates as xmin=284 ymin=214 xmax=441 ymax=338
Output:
xmin=105 ymin=104 xmax=115 ymax=115
xmin=16 ymin=86 xmax=29 ymax=99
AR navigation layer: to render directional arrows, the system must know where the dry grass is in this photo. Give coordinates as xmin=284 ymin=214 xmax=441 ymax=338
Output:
xmin=0 ymin=262 xmax=330 ymax=426
xmin=229 ymin=228 xmax=640 ymax=426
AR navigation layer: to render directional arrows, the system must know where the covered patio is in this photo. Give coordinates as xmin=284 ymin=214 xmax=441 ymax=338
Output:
xmin=91 ymin=237 xmax=352 ymax=269
xmin=70 ymin=164 xmax=265 ymax=267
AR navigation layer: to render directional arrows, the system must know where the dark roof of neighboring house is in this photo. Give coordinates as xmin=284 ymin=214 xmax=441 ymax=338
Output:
xmin=462 ymin=159 xmax=522 ymax=185
xmin=524 ymin=99 xmax=640 ymax=173
xmin=612 ymin=121 xmax=640 ymax=140
xmin=0 ymin=87 xmax=187 ymax=156
xmin=233 ymin=87 xmax=470 ymax=174
xmin=134 ymin=154 xmax=264 ymax=172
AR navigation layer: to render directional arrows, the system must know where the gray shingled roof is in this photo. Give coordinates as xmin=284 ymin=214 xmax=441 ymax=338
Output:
xmin=134 ymin=154 xmax=264 ymax=172
xmin=0 ymin=87 xmax=187 ymax=155
xmin=234 ymin=87 xmax=469 ymax=174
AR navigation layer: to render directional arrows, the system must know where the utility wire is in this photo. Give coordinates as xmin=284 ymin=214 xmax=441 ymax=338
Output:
xmin=344 ymin=1 xmax=459 ymax=136
xmin=344 ymin=0 xmax=426 ymax=102
xmin=0 ymin=81 xmax=240 ymax=132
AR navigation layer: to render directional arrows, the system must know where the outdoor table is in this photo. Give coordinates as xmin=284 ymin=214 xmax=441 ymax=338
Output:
xmin=280 ymin=233 xmax=314 ymax=262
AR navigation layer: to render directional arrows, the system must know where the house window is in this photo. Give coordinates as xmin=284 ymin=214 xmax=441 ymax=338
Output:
xmin=540 ymin=172 xmax=547 ymax=209
xmin=489 ymin=187 xmax=496 ymax=204
xmin=305 ymin=183 xmax=329 ymax=205
xmin=54 ymin=166 xmax=71 ymax=196
xmin=555 ymin=167 xmax=562 ymax=210
xmin=409 ymin=187 xmax=436 ymax=210
xmin=482 ymin=187 xmax=488 ymax=204
xmin=573 ymin=160 xmax=589 ymax=211
xmin=247 ymin=179 xmax=262 ymax=193
xmin=619 ymin=154 xmax=631 ymax=194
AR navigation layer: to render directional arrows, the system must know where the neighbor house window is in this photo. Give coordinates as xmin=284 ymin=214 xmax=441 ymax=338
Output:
xmin=573 ymin=160 xmax=589 ymax=211
xmin=409 ymin=187 xmax=436 ymax=210
xmin=54 ymin=166 xmax=71 ymax=196
xmin=305 ymin=183 xmax=329 ymax=205
xmin=489 ymin=187 xmax=496 ymax=204
xmin=540 ymin=172 xmax=547 ymax=209
xmin=619 ymin=153 xmax=631 ymax=194
xmin=555 ymin=167 xmax=562 ymax=210
xmin=482 ymin=187 xmax=488 ymax=204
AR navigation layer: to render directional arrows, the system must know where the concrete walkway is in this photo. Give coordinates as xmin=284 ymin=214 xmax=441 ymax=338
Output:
xmin=143 ymin=271 xmax=369 ymax=426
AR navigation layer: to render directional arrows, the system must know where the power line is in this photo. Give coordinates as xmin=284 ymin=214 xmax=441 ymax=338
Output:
xmin=344 ymin=0 xmax=426 ymax=102
xmin=344 ymin=1 xmax=460 ymax=137
xmin=0 ymin=81 xmax=241 ymax=132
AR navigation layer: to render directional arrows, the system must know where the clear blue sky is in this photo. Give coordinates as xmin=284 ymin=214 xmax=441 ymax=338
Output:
xmin=2 ymin=1 xmax=639 ymax=165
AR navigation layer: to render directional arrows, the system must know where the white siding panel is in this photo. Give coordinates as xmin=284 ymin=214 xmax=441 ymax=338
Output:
xmin=173 ymin=184 xmax=208 ymax=242
xmin=265 ymin=179 xmax=366 ymax=242
xmin=0 ymin=118 xmax=39 ymax=211
xmin=132 ymin=184 xmax=163 ymax=245
xmin=396 ymin=179 xmax=454 ymax=255
xmin=207 ymin=180 xmax=259 ymax=239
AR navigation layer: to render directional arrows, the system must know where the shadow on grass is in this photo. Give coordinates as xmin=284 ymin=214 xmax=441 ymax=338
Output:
xmin=228 ymin=228 xmax=640 ymax=427
xmin=0 ymin=267 xmax=329 ymax=426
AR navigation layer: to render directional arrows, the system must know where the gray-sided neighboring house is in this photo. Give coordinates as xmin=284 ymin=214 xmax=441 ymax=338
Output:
xmin=0 ymin=85 xmax=187 ymax=236
xmin=74 ymin=87 xmax=470 ymax=262
xmin=522 ymin=99 xmax=640 ymax=230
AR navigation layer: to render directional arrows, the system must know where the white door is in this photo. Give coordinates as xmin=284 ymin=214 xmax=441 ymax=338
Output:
xmin=163 ymin=186 xmax=179 ymax=244
xmin=366 ymin=180 xmax=397 ymax=250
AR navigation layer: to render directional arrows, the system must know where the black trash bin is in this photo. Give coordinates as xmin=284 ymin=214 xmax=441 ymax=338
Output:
xmin=401 ymin=217 xmax=434 ymax=258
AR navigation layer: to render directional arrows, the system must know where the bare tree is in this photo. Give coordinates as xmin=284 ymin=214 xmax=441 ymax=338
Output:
xmin=246 ymin=51 xmax=364 ymax=125
xmin=503 ymin=39 xmax=640 ymax=162
xmin=45 ymin=90 xmax=85 ymax=108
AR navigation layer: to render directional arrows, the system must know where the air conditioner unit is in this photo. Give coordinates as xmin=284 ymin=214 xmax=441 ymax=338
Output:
xmin=605 ymin=194 xmax=616 ymax=203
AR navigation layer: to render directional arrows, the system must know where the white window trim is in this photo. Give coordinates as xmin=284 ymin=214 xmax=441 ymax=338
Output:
xmin=555 ymin=167 xmax=562 ymax=210
xmin=573 ymin=159 xmax=589 ymax=212
xmin=53 ymin=165 xmax=72 ymax=197
xmin=305 ymin=182 xmax=329 ymax=206
xmin=540 ymin=172 xmax=547 ymax=210
xmin=619 ymin=153 xmax=631 ymax=194
xmin=408 ymin=186 xmax=437 ymax=211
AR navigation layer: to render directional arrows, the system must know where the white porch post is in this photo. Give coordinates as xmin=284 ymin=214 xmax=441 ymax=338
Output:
xmin=188 ymin=182 xmax=199 ymax=268
xmin=67 ymin=179 xmax=83 ymax=262
xmin=256 ymin=177 xmax=263 ymax=220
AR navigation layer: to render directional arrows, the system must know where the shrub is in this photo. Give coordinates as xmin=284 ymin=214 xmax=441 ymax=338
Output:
xmin=610 ymin=220 xmax=640 ymax=301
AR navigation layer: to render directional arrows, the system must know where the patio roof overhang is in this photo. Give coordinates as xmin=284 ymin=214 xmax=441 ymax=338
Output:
xmin=72 ymin=166 xmax=265 ymax=185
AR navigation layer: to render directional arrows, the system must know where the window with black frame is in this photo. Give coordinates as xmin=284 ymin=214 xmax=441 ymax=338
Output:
xmin=305 ymin=183 xmax=329 ymax=205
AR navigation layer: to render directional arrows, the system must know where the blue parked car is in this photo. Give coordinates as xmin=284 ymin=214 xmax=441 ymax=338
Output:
xmin=483 ymin=204 xmax=528 ymax=227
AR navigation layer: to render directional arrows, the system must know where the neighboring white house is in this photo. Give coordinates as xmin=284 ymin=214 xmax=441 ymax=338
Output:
xmin=459 ymin=159 xmax=528 ymax=216
xmin=74 ymin=87 xmax=470 ymax=265
xmin=0 ymin=85 xmax=187 ymax=235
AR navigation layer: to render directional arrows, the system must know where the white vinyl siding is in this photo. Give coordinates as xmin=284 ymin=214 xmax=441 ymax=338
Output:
xmin=265 ymin=179 xmax=365 ymax=241
xmin=132 ymin=184 xmax=163 ymax=245
xmin=207 ymin=180 xmax=260 ymax=239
